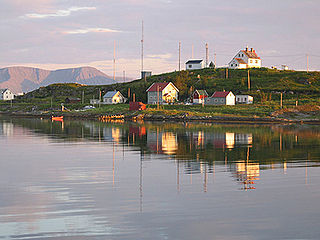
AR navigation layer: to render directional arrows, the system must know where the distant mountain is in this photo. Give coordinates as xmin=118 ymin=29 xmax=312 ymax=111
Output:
xmin=0 ymin=66 xmax=118 ymax=93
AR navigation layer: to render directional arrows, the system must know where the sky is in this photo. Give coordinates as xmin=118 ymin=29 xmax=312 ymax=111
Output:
xmin=1 ymin=0 xmax=320 ymax=79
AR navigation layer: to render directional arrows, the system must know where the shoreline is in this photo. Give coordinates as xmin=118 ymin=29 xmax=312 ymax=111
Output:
xmin=1 ymin=111 xmax=319 ymax=125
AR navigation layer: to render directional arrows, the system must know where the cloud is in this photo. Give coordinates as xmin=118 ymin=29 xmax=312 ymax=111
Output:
xmin=23 ymin=6 xmax=96 ymax=19
xmin=147 ymin=53 xmax=172 ymax=59
xmin=63 ymin=28 xmax=122 ymax=34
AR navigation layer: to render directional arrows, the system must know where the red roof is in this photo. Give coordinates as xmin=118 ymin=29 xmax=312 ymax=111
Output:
xmin=235 ymin=58 xmax=246 ymax=64
xmin=146 ymin=82 xmax=179 ymax=92
xmin=212 ymin=91 xmax=231 ymax=98
xmin=241 ymin=49 xmax=260 ymax=59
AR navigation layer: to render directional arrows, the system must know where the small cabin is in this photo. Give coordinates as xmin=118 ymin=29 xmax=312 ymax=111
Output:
xmin=129 ymin=102 xmax=146 ymax=111
xmin=65 ymin=97 xmax=81 ymax=104
xmin=206 ymin=91 xmax=235 ymax=105
xmin=103 ymin=91 xmax=126 ymax=104
xmin=185 ymin=59 xmax=205 ymax=70
xmin=236 ymin=95 xmax=253 ymax=104
xmin=192 ymin=90 xmax=208 ymax=104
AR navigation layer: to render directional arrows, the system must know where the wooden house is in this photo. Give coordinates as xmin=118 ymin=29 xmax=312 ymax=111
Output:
xmin=146 ymin=82 xmax=179 ymax=104
xmin=206 ymin=91 xmax=235 ymax=105
xmin=192 ymin=90 xmax=208 ymax=104
xmin=103 ymin=91 xmax=126 ymax=104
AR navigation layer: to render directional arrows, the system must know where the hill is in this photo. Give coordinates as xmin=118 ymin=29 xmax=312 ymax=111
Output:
xmin=0 ymin=66 xmax=117 ymax=94
xmin=19 ymin=67 xmax=320 ymax=104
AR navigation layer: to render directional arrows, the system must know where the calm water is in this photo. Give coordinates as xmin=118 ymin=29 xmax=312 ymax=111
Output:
xmin=0 ymin=116 xmax=320 ymax=240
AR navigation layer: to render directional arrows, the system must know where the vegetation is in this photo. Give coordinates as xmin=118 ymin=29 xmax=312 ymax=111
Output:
xmin=0 ymin=68 xmax=319 ymax=120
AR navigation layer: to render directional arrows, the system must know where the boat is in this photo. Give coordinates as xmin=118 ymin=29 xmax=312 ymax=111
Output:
xmin=51 ymin=116 xmax=64 ymax=121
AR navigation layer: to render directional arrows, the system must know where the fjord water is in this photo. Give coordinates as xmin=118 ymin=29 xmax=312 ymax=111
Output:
xmin=0 ymin=117 xmax=320 ymax=240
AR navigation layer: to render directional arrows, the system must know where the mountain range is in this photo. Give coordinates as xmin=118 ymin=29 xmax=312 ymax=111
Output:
xmin=0 ymin=66 xmax=119 ymax=93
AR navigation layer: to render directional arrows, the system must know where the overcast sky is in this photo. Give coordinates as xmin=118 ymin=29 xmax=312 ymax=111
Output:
xmin=1 ymin=0 xmax=320 ymax=78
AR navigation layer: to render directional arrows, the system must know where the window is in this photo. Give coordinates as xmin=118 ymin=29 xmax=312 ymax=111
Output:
xmin=189 ymin=65 xmax=192 ymax=68
xmin=250 ymin=60 xmax=253 ymax=63
xmin=255 ymin=60 xmax=258 ymax=63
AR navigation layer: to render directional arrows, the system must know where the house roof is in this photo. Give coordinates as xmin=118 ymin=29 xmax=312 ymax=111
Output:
xmin=194 ymin=90 xmax=208 ymax=96
xmin=212 ymin=91 xmax=232 ymax=98
xmin=186 ymin=59 xmax=203 ymax=64
xmin=234 ymin=58 xmax=246 ymax=64
xmin=0 ymin=89 xmax=9 ymax=94
xmin=103 ymin=91 xmax=119 ymax=98
xmin=146 ymin=82 xmax=179 ymax=92
xmin=241 ymin=49 xmax=260 ymax=59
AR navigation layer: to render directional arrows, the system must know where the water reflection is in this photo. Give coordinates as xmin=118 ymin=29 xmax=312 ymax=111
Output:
xmin=1 ymin=116 xmax=320 ymax=239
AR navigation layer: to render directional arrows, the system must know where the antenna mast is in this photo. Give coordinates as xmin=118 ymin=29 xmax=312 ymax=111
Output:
xmin=205 ymin=43 xmax=209 ymax=67
xmin=113 ymin=40 xmax=116 ymax=81
xmin=141 ymin=20 xmax=144 ymax=75
xmin=179 ymin=41 xmax=181 ymax=71
xmin=192 ymin=44 xmax=194 ymax=58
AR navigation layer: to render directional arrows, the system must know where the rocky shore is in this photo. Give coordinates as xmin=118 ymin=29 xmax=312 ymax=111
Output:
xmin=1 ymin=110 xmax=319 ymax=125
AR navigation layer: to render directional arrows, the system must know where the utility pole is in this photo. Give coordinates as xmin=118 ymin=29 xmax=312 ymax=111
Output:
xmin=247 ymin=70 xmax=251 ymax=90
xmin=157 ymin=85 xmax=159 ymax=110
xmin=226 ymin=68 xmax=228 ymax=79
xmin=133 ymin=93 xmax=136 ymax=102
xmin=178 ymin=41 xmax=181 ymax=71
xmin=306 ymin=54 xmax=309 ymax=73
xmin=205 ymin=43 xmax=209 ymax=67
xmin=99 ymin=89 xmax=101 ymax=108
xmin=128 ymin=88 xmax=131 ymax=102
xmin=82 ymin=90 xmax=85 ymax=104
xmin=280 ymin=92 xmax=283 ymax=108
xmin=192 ymin=44 xmax=194 ymax=58
xmin=141 ymin=20 xmax=144 ymax=76
xmin=113 ymin=40 xmax=116 ymax=81
xmin=214 ymin=52 xmax=217 ymax=67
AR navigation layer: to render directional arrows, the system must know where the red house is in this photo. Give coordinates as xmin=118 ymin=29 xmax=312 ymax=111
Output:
xmin=192 ymin=90 xmax=208 ymax=104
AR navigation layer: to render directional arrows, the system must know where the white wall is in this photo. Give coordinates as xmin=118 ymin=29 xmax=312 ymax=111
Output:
xmin=226 ymin=92 xmax=235 ymax=105
xmin=186 ymin=62 xmax=204 ymax=70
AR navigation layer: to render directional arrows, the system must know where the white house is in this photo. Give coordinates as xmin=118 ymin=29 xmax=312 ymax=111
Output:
xmin=186 ymin=59 xmax=205 ymax=70
xmin=146 ymin=82 xmax=179 ymax=104
xmin=236 ymin=95 xmax=253 ymax=104
xmin=229 ymin=47 xmax=261 ymax=69
xmin=0 ymin=89 xmax=14 ymax=101
xmin=103 ymin=91 xmax=126 ymax=104
xmin=206 ymin=91 xmax=235 ymax=105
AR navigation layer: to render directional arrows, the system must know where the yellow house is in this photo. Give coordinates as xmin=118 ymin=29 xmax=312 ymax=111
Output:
xmin=146 ymin=82 xmax=179 ymax=104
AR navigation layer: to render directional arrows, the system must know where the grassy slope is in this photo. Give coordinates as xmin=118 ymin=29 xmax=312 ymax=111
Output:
xmin=1 ymin=68 xmax=319 ymax=119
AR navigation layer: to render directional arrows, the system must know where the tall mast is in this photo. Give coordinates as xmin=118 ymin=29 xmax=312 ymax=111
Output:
xmin=205 ymin=43 xmax=209 ymax=67
xmin=141 ymin=20 xmax=144 ymax=75
xmin=113 ymin=40 xmax=116 ymax=81
xmin=179 ymin=41 xmax=181 ymax=71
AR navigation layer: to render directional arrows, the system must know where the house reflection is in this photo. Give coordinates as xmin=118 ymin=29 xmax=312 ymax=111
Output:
xmin=147 ymin=130 xmax=178 ymax=155
xmin=0 ymin=121 xmax=14 ymax=136
xmin=230 ymin=161 xmax=260 ymax=190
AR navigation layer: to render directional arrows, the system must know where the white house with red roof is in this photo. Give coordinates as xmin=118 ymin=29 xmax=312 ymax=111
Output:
xmin=206 ymin=91 xmax=235 ymax=105
xmin=146 ymin=82 xmax=179 ymax=104
xmin=229 ymin=47 xmax=261 ymax=69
